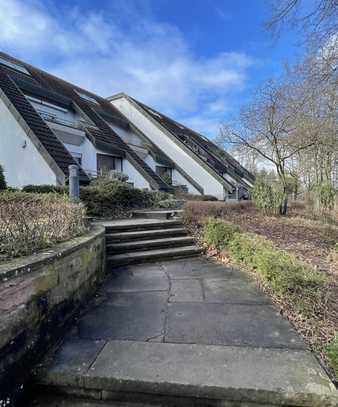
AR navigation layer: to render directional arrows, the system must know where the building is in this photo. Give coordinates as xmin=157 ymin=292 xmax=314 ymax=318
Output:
xmin=109 ymin=94 xmax=255 ymax=199
xmin=0 ymin=52 xmax=254 ymax=199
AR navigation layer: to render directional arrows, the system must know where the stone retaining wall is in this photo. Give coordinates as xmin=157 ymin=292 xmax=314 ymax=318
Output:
xmin=0 ymin=225 xmax=106 ymax=405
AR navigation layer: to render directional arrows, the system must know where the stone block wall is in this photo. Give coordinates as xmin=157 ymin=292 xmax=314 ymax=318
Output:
xmin=0 ymin=226 xmax=105 ymax=405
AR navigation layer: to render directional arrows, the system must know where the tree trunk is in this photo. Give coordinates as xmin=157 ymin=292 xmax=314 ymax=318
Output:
xmin=278 ymin=168 xmax=288 ymax=216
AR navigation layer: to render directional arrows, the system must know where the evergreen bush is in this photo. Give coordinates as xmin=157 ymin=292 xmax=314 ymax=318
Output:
xmin=80 ymin=179 xmax=171 ymax=217
xmin=311 ymin=182 xmax=336 ymax=214
xmin=203 ymin=218 xmax=240 ymax=250
xmin=252 ymin=178 xmax=287 ymax=215
xmin=202 ymin=218 xmax=326 ymax=314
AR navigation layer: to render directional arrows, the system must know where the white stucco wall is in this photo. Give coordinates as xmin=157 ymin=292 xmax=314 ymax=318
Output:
xmin=111 ymin=97 xmax=225 ymax=200
xmin=172 ymin=170 xmax=201 ymax=195
xmin=64 ymin=139 xmax=97 ymax=174
xmin=110 ymin=123 xmax=143 ymax=147
xmin=123 ymin=159 xmax=151 ymax=189
xmin=0 ymin=98 xmax=57 ymax=188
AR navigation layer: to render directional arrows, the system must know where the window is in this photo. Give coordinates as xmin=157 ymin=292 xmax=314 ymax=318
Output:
xmin=97 ymin=154 xmax=123 ymax=175
xmin=0 ymin=56 xmax=31 ymax=75
xmin=74 ymin=90 xmax=99 ymax=105
xmin=156 ymin=166 xmax=172 ymax=184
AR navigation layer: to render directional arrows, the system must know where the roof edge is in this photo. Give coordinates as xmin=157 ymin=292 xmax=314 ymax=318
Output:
xmin=123 ymin=97 xmax=234 ymax=192
xmin=106 ymin=92 xmax=129 ymax=102
xmin=0 ymin=87 xmax=65 ymax=186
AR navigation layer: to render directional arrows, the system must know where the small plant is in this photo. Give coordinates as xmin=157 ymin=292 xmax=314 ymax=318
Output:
xmin=203 ymin=218 xmax=240 ymax=250
xmin=325 ymin=334 xmax=338 ymax=378
xmin=161 ymin=173 xmax=172 ymax=185
xmin=0 ymin=165 xmax=7 ymax=190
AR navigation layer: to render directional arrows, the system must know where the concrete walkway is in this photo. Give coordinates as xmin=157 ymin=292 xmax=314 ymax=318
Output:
xmin=35 ymin=257 xmax=337 ymax=406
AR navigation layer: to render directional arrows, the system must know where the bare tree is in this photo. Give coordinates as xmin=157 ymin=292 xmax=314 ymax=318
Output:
xmin=219 ymin=80 xmax=318 ymax=214
xmin=266 ymin=0 xmax=338 ymax=47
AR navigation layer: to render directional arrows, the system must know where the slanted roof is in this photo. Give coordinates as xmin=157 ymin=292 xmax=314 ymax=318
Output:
xmin=0 ymin=52 xmax=170 ymax=191
xmin=0 ymin=66 xmax=88 ymax=183
xmin=126 ymin=96 xmax=255 ymax=189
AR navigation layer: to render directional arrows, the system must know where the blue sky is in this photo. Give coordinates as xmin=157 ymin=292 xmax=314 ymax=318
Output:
xmin=0 ymin=0 xmax=306 ymax=139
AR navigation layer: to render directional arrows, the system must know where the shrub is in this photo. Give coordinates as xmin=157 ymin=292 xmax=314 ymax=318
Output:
xmin=22 ymin=184 xmax=68 ymax=194
xmin=183 ymin=200 xmax=253 ymax=225
xmin=175 ymin=192 xmax=218 ymax=201
xmin=307 ymin=182 xmax=336 ymax=220
xmin=158 ymin=199 xmax=185 ymax=209
xmin=0 ymin=164 xmax=7 ymax=190
xmin=202 ymin=218 xmax=326 ymax=314
xmin=203 ymin=218 xmax=240 ymax=250
xmin=80 ymin=179 xmax=167 ymax=217
xmin=0 ymin=192 xmax=87 ymax=260
xmin=228 ymin=233 xmax=325 ymax=299
xmin=252 ymin=178 xmax=287 ymax=215
xmin=325 ymin=334 xmax=338 ymax=377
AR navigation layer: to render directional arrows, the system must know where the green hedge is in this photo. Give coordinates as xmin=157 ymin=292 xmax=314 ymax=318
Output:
xmin=203 ymin=218 xmax=326 ymax=314
xmin=21 ymin=180 xmax=173 ymax=217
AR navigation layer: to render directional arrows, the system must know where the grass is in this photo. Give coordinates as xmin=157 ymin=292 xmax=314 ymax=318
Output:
xmin=325 ymin=334 xmax=338 ymax=378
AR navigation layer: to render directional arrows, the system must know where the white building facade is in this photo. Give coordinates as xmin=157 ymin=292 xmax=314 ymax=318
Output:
xmin=0 ymin=52 xmax=254 ymax=198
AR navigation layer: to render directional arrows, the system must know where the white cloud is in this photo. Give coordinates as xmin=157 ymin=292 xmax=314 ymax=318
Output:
xmin=0 ymin=0 xmax=255 ymax=137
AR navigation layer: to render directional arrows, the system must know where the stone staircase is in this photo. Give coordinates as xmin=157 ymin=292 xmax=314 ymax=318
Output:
xmin=105 ymin=217 xmax=201 ymax=266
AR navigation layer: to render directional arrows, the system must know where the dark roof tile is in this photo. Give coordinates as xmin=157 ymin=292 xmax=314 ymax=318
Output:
xmin=0 ymin=52 xmax=170 ymax=190
xmin=0 ymin=66 xmax=88 ymax=181
xmin=133 ymin=98 xmax=255 ymax=187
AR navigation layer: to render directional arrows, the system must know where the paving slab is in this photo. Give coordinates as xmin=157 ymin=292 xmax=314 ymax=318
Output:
xmin=105 ymin=267 xmax=168 ymax=293
xmin=163 ymin=257 xmax=235 ymax=279
xmin=45 ymin=338 xmax=106 ymax=376
xmin=166 ymin=302 xmax=305 ymax=349
xmin=78 ymin=292 xmax=166 ymax=341
xmin=40 ymin=340 xmax=338 ymax=407
xmin=36 ymin=257 xmax=337 ymax=406
xmin=203 ymin=277 xmax=271 ymax=304
xmin=169 ymin=279 xmax=204 ymax=302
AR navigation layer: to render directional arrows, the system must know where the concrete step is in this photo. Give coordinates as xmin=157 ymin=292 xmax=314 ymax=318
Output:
xmin=106 ymin=227 xmax=187 ymax=243
xmin=103 ymin=219 xmax=183 ymax=234
xmin=132 ymin=210 xmax=183 ymax=220
xmin=107 ymin=246 xmax=201 ymax=266
xmin=106 ymin=236 xmax=195 ymax=254
xmin=35 ymin=340 xmax=338 ymax=407
xmin=30 ymin=396 xmax=158 ymax=407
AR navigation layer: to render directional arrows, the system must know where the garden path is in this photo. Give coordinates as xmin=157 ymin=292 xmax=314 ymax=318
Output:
xmin=34 ymin=256 xmax=337 ymax=406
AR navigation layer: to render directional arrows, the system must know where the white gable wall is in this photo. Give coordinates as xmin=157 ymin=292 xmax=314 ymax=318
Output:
xmin=0 ymin=98 xmax=57 ymax=188
xmin=111 ymin=97 xmax=225 ymax=199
